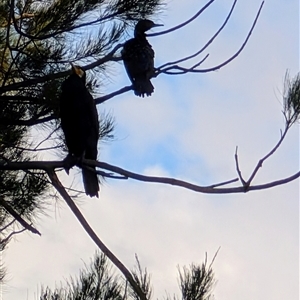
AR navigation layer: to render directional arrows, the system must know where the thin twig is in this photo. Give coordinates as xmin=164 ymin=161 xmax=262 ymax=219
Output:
xmin=158 ymin=1 xmax=265 ymax=75
xmin=47 ymin=169 xmax=147 ymax=300
xmin=33 ymin=126 xmax=60 ymax=150
xmin=208 ymin=247 xmax=221 ymax=270
xmin=156 ymin=0 xmax=237 ymax=70
xmin=95 ymin=85 xmax=133 ymax=104
xmin=0 ymin=228 xmax=26 ymax=245
xmin=234 ymin=146 xmax=247 ymax=186
xmin=206 ymin=178 xmax=238 ymax=188
xmin=0 ymin=219 xmax=16 ymax=232
xmin=147 ymin=0 xmax=215 ymax=37
xmin=246 ymin=124 xmax=289 ymax=186
xmin=0 ymin=198 xmax=41 ymax=235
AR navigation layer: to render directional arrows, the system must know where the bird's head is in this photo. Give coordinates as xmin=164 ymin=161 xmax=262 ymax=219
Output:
xmin=70 ymin=63 xmax=86 ymax=82
xmin=134 ymin=19 xmax=163 ymax=37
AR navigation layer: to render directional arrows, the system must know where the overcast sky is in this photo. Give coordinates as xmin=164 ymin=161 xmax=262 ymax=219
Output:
xmin=3 ymin=1 xmax=299 ymax=300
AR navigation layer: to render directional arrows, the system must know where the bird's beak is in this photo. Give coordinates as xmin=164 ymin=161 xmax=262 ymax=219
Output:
xmin=70 ymin=63 xmax=84 ymax=78
xmin=152 ymin=23 xmax=164 ymax=27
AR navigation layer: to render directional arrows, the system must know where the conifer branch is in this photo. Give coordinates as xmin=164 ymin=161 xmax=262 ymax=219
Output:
xmin=0 ymin=198 xmax=41 ymax=235
xmin=47 ymin=169 xmax=147 ymax=300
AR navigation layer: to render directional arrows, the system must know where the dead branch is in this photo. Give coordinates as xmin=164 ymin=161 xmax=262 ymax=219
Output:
xmin=242 ymin=124 xmax=290 ymax=188
xmin=156 ymin=0 xmax=237 ymax=71
xmin=0 ymin=219 xmax=16 ymax=232
xmin=47 ymin=168 xmax=147 ymax=300
xmin=0 ymin=158 xmax=298 ymax=194
xmin=234 ymin=146 xmax=247 ymax=186
xmin=0 ymin=198 xmax=41 ymax=235
xmin=0 ymin=228 xmax=27 ymax=247
xmin=156 ymin=1 xmax=264 ymax=76
xmin=148 ymin=0 xmax=215 ymax=37
xmin=95 ymin=85 xmax=133 ymax=104
xmin=92 ymin=161 xmax=299 ymax=194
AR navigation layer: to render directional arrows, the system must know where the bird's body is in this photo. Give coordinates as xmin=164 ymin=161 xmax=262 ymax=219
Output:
xmin=122 ymin=20 xmax=163 ymax=97
xmin=60 ymin=65 xmax=100 ymax=198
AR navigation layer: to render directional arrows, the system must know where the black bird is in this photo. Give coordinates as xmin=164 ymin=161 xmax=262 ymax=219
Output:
xmin=122 ymin=19 xmax=163 ymax=97
xmin=60 ymin=65 xmax=100 ymax=198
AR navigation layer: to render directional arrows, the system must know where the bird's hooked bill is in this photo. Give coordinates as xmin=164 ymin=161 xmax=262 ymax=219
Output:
xmin=152 ymin=23 xmax=164 ymax=27
xmin=70 ymin=63 xmax=85 ymax=78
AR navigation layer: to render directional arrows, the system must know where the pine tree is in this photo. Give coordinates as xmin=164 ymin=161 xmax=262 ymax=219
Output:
xmin=0 ymin=0 xmax=163 ymax=274
xmin=40 ymin=251 xmax=217 ymax=300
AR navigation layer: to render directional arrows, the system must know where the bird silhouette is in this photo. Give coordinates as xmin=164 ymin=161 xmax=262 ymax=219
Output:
xmin=60 ymin=65 xmax=100 ymax=198
xmin=122 ymin=19 xmax=163 ymax=97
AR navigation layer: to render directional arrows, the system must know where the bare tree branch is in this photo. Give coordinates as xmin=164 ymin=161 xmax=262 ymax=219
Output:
xmin=93 ymin=161 xmax=299 ymax=194
xmin=33 ymin=126 xmax=60 ymax=150
xmin=156 ymin=1 xmax=264 ymax=76
xmin=244 ymin=124 xmax=289 ymax=188
xmin=47 ymin=169 xmax=147 ymax=300
xmin=235 ymin=146 xmax=247 ymax=186
xmin=156 ymin=0 xmax=237 ymax=70
xmin=0 ymin=158 xmax=298 ymax=194
xmin=0 ymin=198 xmax=41 ymax=235
xmin=95 ymin=85 xmax=133 ymax=104
xmin=0 ymin=228 xmax=27 ymax=246
xmin=0 ymin=219 xmax=16 ymax=232
xmin=148 ymin=0 xmax=215 ymax=37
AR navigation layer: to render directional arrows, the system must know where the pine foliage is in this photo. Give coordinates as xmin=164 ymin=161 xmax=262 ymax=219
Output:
xmin=40 ymin=252 xmax=216 ymax=300
xmin=0 ymin=0 xmax=163 ymax=259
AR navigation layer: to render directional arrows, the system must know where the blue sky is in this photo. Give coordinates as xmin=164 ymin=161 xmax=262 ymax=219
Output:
xmin=4 ymin=1 xmax=299 ymax=300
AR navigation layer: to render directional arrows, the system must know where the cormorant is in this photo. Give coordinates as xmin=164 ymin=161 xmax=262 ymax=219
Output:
xmin=60 ymin=64 xmax=100 ymax=198
xmin=122 ymin=19 xmax=163 ymax=97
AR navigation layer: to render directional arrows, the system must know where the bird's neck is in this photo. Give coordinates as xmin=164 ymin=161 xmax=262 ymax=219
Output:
xmin=134 ymin=30 xmax=147 ymax=40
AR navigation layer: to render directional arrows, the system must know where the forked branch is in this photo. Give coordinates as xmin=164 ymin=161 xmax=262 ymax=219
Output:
xmin=234 ymin=72 xmax=300 ymax=189
xmin=148 ymin=0 xmax=215 ymax=37
xmin=1 ymin=158 xmax=298 ymax=194
xmin=156 ymin=1 xmax=264 ymax=76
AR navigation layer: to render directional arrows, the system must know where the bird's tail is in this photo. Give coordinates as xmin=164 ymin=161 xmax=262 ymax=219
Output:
xmin=134 ymin=79 xmax=154 ymax=97
xmin=82 ymin=167 xmax=99 ymax=198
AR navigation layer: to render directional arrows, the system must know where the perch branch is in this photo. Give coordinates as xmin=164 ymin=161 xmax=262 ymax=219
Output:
xmin=0 ymin=158 xmax=298 ymax=194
